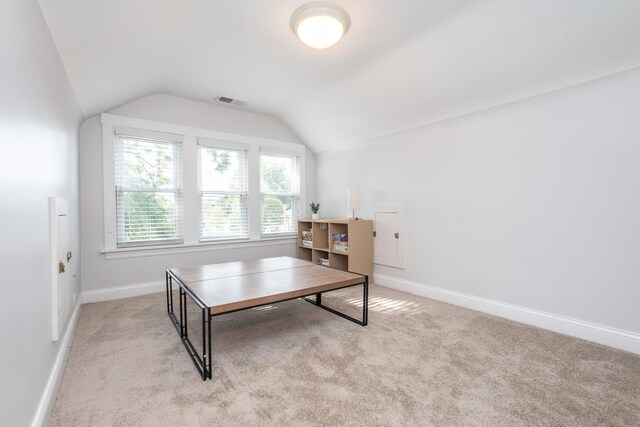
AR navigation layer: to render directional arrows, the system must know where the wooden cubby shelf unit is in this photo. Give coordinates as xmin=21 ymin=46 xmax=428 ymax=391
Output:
xmin=296 ymin=218 xmax=373 ymax=280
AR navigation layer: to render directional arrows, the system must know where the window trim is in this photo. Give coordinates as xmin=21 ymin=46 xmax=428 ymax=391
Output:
xmin=100 ymin=236 xmax=296 ymax=259
xmin=101 ymin=113 xmax=306 ymax=254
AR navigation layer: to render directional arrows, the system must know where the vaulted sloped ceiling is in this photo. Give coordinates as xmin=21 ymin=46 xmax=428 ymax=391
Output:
xmin=38 ymin=0 xmax=640 ymax=152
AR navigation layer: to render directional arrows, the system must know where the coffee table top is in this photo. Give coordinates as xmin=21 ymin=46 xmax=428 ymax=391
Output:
xmin=169 ymin=256 xmax=365 ymax=315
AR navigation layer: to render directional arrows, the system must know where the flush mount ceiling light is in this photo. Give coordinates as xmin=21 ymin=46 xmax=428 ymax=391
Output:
xmin=290 ymin=2 xmax=351 ymax=49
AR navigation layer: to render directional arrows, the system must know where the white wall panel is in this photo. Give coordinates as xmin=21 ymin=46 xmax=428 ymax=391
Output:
xmin=317 ymin=68 xmax=640 ymax=335
xmin=0 ymin=1 xmax=82 ymax=424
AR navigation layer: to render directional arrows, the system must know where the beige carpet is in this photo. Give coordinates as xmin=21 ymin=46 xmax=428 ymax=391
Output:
xmin=50 ymin=285 xmax=640 ymax=426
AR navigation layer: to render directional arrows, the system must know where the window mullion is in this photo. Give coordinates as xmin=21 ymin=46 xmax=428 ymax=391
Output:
xmin=104 ymin=124 xmax=118 ymax=250
xmin=182 ymin=136 xmax=199 ymax=244
xmin=248 ymin=145 xmax=261 ymax=240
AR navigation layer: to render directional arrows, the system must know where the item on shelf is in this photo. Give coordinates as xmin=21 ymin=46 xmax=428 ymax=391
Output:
xmin=310 ymin=201 xmax=320 ymax=219
xmin=332 ymin=233 xmax=348 ymax=242
xmin=332 ymin=233 xmax=348 ymax=253
xmin=333 ymin=243 xmax=348 ymax=253
xmin=301 ymin=229 xmax=313 ymax=247
xmin=318 ymin=257 xmax=329 ymax=266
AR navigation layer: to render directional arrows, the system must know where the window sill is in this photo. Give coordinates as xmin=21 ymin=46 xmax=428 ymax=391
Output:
xmin=101 ymin=236 xmax=296 ymax=260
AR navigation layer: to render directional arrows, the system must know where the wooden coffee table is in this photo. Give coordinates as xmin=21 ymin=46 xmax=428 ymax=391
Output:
xmin=165 ymin=256 xmax=369 ymax=380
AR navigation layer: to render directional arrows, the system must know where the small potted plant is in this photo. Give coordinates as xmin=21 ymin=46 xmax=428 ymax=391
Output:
xmin=310 ymin=202 xmax=320 ymax=219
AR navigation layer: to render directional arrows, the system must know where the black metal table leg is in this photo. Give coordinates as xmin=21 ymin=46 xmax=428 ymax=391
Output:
xmin=166 ymin=268 xmax=368 ymax=380
xmin=304 ymin=275 xmax=369 ymax=326
xmin=363 ymin=275 xmax=369 ymax=326
xmin=166 ymin=269 xmax=212 ymax=380
xmin=165 ymin=271 xmax=170 ymax=314
xmin=166 ymin=272 xmax=181 ymax=335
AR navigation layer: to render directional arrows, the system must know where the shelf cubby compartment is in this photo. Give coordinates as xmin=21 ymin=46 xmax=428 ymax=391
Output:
xmin=296 ymin=246 xmax=312 ymax=262
xmin=312 ymin=249 xmax=329 ymax=265
xmin=298 ymin=220 xmax=313 ymax=255
xmin=329 ymin=222 xmax=348 ymax=254
xmin=312 ymin=221 xmax=329 ymax=250
xmin=329 ymin=252 xmax=349 ymax=271
xmin=298 ymin=221 xmax=313 ymax=241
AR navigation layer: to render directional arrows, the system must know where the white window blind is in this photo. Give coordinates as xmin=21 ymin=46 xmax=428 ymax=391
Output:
xmin=260 ymin=152 xmax=300 ymax=236
xmin=198 ymin=144 xmax=249 ymax=240
xmin=114 ymin=135 xmax=182 ymax=246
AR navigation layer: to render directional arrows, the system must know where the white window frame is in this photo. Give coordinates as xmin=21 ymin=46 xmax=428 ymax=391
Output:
xmin=101 ymin=113 xmax=306 ymax=257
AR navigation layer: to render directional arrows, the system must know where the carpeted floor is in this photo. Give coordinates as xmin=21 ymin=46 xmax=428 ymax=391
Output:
xmin=49 ymin=285 xmax=640 ymax=426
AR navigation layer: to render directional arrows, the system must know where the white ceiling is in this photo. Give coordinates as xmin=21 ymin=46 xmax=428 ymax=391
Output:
xmin=38 ymin=0 xmax=640 ymax=152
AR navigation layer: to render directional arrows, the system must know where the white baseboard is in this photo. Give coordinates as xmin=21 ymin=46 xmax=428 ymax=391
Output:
xmin=80 ymin=274 xmax=640 ymax=355
xmin=31 ymin=296 xmax=83 ymax=427
xmin=82 ymin=280 xmax=165 ymax=304
xmin=374 ymin=274 xmax=640 ymax=355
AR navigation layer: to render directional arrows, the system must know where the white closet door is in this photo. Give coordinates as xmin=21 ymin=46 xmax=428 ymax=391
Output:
xmin=50 ymin=197 xmax=72 ymax=341
xmin=372 ymin=205 xmax=405 ymax=269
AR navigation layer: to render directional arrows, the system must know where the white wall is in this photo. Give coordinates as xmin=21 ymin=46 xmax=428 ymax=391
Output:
xmin=0 ymin=1 xmax=83 ymax=425
xmin=81 ymin=95 xmax=316 ymax=292
xmin=316 ymin=68 xmax=640 ymax=336
xmin=109 ymin=94 xmax=302 ymax=143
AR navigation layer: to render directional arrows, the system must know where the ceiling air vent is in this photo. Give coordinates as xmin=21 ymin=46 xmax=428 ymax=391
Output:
xmin=215 ymin=96 xmax=246 ymax=107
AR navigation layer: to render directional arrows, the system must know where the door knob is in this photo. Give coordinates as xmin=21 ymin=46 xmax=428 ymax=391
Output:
xmin=394 ymin=232 xmax=399 ymax=239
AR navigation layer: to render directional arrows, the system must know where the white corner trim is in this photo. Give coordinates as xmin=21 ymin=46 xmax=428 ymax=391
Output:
xmin=374 ymin=274 xmax=640 ymax=355
xmin=82 ymin=281 xmax=165 ymax=304
xmin=31 ymin=296 xmax=82 ymax=427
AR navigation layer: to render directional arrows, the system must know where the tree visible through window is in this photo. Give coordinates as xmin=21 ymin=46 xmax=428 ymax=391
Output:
xmin=199 ymin=145 xmax=248 ymax=240
xmin=260 ymin=153 xmax=299 ymax=235
xmin=107 ymin=124 xmax=306 ymax=249
xmin=115 ymin=137 xmax=182 ymax=246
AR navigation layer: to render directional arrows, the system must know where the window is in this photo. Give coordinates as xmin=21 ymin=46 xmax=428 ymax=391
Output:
xmin=198 ymin=142 xmax=249 ymax=240
xmin=260 ymin=152 xmax=300 ymax=235
xmin=102 ymin=113 xmax=306 ymax=254
xmin=115 ymin=135 xmax=182 ymax=246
